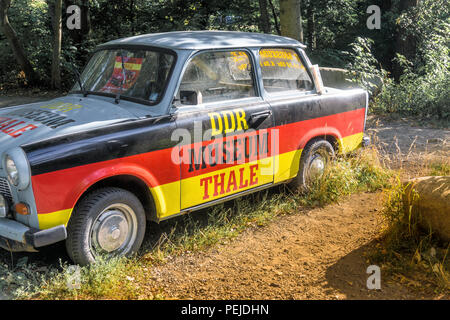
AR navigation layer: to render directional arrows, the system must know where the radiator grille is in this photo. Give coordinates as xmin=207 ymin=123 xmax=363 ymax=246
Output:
xmin=0 ymin=177 xmax=13 ymax=204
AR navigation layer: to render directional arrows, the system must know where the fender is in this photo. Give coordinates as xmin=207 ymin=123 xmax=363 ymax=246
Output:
xmin=297 ymin=126 xmax=342 ymax=152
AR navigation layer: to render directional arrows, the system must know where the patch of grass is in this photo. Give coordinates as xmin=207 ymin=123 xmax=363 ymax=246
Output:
xmin=0 ymin=256 xmax=45 ymax=299
xmin=7 ymin=147 xmax=392 ymax=299
xmin=3 ymin=256 xmax=160 ymax=300
xmin=35 ymin=257 xmax=153 ymax=300
xmin=304 ymin=147 xmax=392 ymax=206
xmin=429 ymin=162 xmax=450 ymax=176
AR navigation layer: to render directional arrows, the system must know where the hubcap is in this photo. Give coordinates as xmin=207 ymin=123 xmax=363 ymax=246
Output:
xmin=91 ymin=203 xmax=137 ymax=255
xmin=310 ymin=155 xmax=325 ymax=177
xmin=307 ymin=151 xmax=329 ymax=183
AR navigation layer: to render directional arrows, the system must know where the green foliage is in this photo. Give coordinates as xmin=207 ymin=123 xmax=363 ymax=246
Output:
xmin=0 ymin=0 xmax=51 ymax=89
xmin=371 ymin=5 xmax=450 ymax=120
xmin=0 ymin=0 xmax=448 ymax=122
xmin=344 ymin=37 xmax=389 ymax=93
xmin=0 ymin=254 xmax=149 ymax=300
xmin=340 ymin=0 xmax=450 ymax=121
xmin=429 ymin=162 xmax=450 ymax=176
xmin=35 ymin=256 xmax=146 ymax=299
xmin=304 ymin=0 xmax=361 ymax=49
xmin=0 ymin=0 xmax=265 ymax=91
xmin=304 ymin=0 xmax=366 ymax=68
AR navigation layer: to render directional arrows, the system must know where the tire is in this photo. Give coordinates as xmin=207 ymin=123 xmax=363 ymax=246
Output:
xmin=290 ymin=139 xmax=336 ymax=192
xmin=66 ymin=187 xmax=146 ymax=266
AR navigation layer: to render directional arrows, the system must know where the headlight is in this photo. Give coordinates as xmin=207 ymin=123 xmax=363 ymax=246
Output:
xmin=6 ymin=155 xmax=19 ymax=186
xmin=2 ymin=148 xmax=31 ymax=191
xmin=0 ymin=194 xmax=8 ymax=218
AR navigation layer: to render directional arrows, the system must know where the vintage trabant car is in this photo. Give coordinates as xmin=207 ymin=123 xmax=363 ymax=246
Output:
xmin=0 ymin=31 xmax=369 ymax=265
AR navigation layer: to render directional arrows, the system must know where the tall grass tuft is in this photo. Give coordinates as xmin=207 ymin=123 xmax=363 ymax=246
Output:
xmin=303 ymin=147 xmax=392 ymax=206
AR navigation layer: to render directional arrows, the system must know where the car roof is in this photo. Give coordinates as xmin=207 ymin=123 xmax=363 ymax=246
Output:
xmin=101 ymin=31 xmax=306 ymax=50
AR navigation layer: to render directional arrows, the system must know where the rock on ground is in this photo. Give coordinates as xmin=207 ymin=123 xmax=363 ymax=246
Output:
xmin=404 ymin=176 xmax=450 ymax=242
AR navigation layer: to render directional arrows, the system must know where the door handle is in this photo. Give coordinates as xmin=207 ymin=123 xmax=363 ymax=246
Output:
xmin=249 ymin=110 xmax=272 ymax=127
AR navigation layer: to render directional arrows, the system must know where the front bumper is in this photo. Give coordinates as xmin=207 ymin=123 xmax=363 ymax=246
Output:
xmin=0 ymin=218 xmax=67 ymax=252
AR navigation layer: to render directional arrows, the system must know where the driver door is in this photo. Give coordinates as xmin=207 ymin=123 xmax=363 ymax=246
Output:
xmin=174 ymin=49 xmax=276 ymax=210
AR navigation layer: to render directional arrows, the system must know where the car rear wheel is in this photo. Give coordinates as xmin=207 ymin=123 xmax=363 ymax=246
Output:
xmin=66 ymin=187 xmax=146 ymax=266
xmin=291 ymin=139 xmax=336 ymax=192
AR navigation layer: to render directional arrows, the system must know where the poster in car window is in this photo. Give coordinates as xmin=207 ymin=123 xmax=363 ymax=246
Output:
xmin=260 ymin=49 xmax=308 ymax=80
xmin=101 ymin=56 xmax=143 ymax=93
xmin=229 ymin=51 xmax=251 ymax=80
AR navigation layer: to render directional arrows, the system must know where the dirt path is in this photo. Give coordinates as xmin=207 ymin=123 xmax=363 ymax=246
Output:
xmin=145 ymin=192 xmax=443 ymax=300
xmin=366 ymin=117 xmax=449 ymax=174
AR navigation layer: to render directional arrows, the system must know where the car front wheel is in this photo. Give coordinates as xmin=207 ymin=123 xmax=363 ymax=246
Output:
xmin=66 ymin=187 xmax=146 ymax=266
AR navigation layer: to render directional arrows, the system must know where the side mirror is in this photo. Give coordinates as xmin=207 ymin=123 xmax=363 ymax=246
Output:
xmin=311 ymin=64 xmax=325 ymax=95
xmin=180 ymin=90 xmax=203 ymax=105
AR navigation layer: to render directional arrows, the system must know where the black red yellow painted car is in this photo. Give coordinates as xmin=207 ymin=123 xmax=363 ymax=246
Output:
xmin=0 ymin=31 xmax=369 ymax=265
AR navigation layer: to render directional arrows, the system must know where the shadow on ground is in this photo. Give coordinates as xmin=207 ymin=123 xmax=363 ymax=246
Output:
xmin=324 ymin=240 xmax=445 ymax=300
xmin=0 ymin=241 xmax=70 ymax=269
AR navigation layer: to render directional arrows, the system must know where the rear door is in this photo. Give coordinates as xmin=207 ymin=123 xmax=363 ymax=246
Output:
xmin=257 ymin=47 xmax=316 ymax=184
xmin=174 ymin=49 xmax=275 ymax=210
xmin=258 ymin=47 xmax=366 ymax=184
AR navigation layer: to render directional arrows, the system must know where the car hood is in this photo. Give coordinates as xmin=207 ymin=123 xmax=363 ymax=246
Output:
xmin=0 ymin=95 xmax=139 ymax=152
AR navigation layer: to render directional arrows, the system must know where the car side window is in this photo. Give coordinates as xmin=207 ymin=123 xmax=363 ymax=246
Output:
xmin=259 ymin=48 xmax=313 ymax=94
xmin=176 ymin=50 xmax=256 ymax=106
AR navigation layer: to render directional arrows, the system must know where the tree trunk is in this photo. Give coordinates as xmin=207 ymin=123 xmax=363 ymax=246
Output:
xmin=0 ymin=0 xmax=38 ymax=84
xmin=258 ymin=0 xmax=271 ymax=33
xmin=279 ymin=0 xmax=303 ymax=42
xmin=51 ymin=0 xmax=62 ymax=90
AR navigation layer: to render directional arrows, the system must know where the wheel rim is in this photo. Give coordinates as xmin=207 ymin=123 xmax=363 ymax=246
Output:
xmin=306 ymin=150 xmax=329 ymax=183
xmin=90 ymin=203 xmax=138 ymax=256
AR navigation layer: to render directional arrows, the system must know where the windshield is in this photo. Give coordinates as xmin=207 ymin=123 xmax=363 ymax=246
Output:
xmin=72 ymin=48 xmax=175 ymax=104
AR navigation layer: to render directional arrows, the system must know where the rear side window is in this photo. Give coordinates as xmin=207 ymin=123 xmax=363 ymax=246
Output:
xmin=259 ymin=48 xmax=313 ymax=94
xmin=177 ymin=50 xmax=256 ymax=105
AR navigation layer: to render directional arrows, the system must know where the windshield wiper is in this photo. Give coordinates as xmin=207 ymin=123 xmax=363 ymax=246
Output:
xmin=115 ymin=51 xmax=127 ymax=104
xmin=71 ymin=65 xmax=88 ymax=97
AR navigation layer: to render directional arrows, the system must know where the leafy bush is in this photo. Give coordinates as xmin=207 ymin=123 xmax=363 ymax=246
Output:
xmin=344 ymin=37 xmax=389 ymax=93
xmin=343 ymin=0 xmax=449 ymax=121
xmin=372 ymin=18 xmax=449 ymax=120
xmin=372 ymin=0 xmax=449 ymax=120
xmin=0 ymin=0 xmax=51 ymax=89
